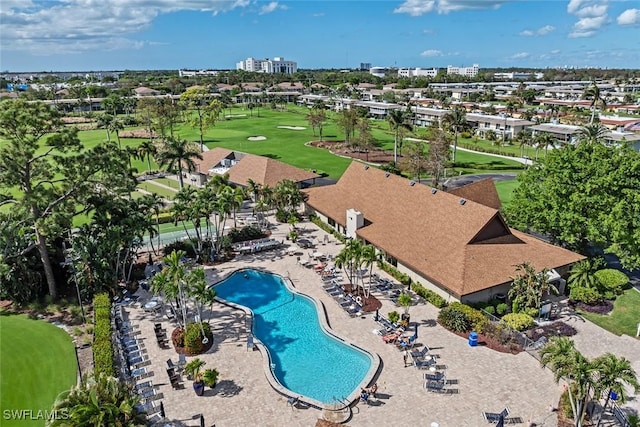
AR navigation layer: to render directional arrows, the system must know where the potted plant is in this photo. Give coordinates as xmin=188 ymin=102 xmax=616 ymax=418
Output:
xmin=398 ymin=293 xmax=413 ymax=327
xmin=388 ymin=310 xmax=400 ymax=325
xmin=202 ymin=368 xmax=219 ymax=389
xmin=184 ymin=358 xmax=206 ymax=396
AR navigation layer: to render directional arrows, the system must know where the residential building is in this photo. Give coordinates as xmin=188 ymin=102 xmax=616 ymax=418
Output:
xmin=398 ymin=68 xmax=439 ymax=78
xmin=178 ymin=69 xmax=219 ymax=78
xmin=187 ymin=148 xmax=320 ymax=188
xmin=465 ymin=113 xmax=534 ymax=140
xmin=369 ymin=67 xmax=387 ymax=78
xmin=447 ymin=64 xmax=479 ymax=77
xmin=304 ymin=162 xmax=583 ymax=303
xmin=236 ymin=57 xmax=297 ymax=74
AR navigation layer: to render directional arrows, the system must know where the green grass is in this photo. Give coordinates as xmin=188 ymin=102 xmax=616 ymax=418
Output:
xmin=580 ymin=287 xmax=640 ymax=337
xmin=0 ymin=314 xmax=77 ymax=427
xmin=152 ymin=177 xmax=184 ymax=189
xmin=495 ymin=180 xmax=521 ymax=207
xmin=137 ymin=181 xmax=177 ymax=200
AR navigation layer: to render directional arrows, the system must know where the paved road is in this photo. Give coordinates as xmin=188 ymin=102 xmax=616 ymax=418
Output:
xmin=444 ymin=173 xmax=518 ymax=190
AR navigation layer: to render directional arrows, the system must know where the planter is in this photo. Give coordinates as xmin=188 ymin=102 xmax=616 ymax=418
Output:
xmin=193 ymin=381 xmax=205 ymax=396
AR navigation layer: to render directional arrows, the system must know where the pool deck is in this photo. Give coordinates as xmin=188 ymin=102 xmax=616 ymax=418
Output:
xmin=123 ymin=218 xmax=640 ymax=427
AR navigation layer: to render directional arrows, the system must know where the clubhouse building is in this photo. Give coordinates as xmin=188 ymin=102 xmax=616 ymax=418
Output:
xmin=304 ymin=162 xmax=584 ymax=303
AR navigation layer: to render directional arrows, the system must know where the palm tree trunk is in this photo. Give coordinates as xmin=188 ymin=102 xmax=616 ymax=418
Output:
xmin=452 ymin=131 xmax=458 ymax=164
xmin=594 ymin=391 xmax=611 ymax=427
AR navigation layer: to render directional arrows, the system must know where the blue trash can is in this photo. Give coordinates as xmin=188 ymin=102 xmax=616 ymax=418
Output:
xmin=609 ymin=390 xmax=618 ymax=401
xmin=468 ymin=331 xmax=478 ymax=347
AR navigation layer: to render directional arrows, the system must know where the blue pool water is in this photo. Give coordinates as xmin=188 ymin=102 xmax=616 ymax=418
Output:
xmin=213 ymin=269 xmax=372 ymax=404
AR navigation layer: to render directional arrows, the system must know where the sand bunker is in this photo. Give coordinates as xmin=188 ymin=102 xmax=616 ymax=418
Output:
xmin=277 ymin=126 xmax=306 ymax=130
xmin=247 ymin=136 xmax=267 ymax=141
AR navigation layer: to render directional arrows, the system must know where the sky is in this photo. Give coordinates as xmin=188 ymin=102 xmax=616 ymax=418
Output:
xmin=1 ymin=0 xmax=639 ymax=72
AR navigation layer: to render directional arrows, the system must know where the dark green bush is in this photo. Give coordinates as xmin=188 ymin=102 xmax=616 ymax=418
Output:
xmin=438 ymin=306 xmax=469 ymax=332
xmin=388 ymin=311 xmax=400 ymax=324
xmin=93 ymin=293 xmax=114 ymax=377
xmin=182 ymin=322 xmax=213 ymax=355
xmin=569 ymin=285 xmax=601 ymax=304
xmin=377 ymin=262 xmax=411 ymax=287
xmin=449 ymin=302 xmax=488 ymax=333
xmin=227 ymin=226 xmax=265 ymax=243
xmin=594 ymin=269 xmax=628 ymax=295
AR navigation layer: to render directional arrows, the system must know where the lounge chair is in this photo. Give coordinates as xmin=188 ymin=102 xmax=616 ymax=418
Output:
xmin=423 ymin=371 xmax=445 ymax=382
xmin=382 ymin=330 xmax=403 ymax=343
xmin=413 ymin=356 xmax=436 ymax=369
xmin=396 ymin=335 xmax=416 ymax=350
xmin=424 ymin=379 xmax=446 ymax=393
xmin=482 ymin=408 xmax=510 ymax=424
xmin=410 ymin=346 xmax=430 ymax=360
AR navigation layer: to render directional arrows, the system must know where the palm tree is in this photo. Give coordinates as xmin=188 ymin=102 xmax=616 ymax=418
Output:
xmin=592 ymin=353 xmax=640 ymax=427
xmin=533 ymin=132 xmax=555 ymax=159
xmin=136 ymin=140 xmax=157 ymax=173
xmin=568 ymin=259 xmax=599 ymax=289
xmin=387 ymin=109 xmax=412 ymax=165
xmin=48 ymin=373 xmax=146 ymax=427
xmin=578 ymin=124 xmax=608 ymax=145
xmin=157 ymin=138 xmax=203 ymax=189
xmin=583 ymin=82 xmax=606 ymax=124
xmin=540 ymin=337 xmax=595 ymax=427
xmin=442 ymin=107 xmax=468 ymax=164
xmin=508 ymin=262 xmax=556 ymax=312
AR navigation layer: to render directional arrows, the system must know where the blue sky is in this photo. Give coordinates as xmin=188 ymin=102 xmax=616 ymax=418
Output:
xmin=1 ymin=0 xmax=639 ymax=72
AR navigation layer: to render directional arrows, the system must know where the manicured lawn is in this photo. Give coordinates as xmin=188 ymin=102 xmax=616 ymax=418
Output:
xmin=0 ymin=314 xmax=77 ymax=427
xmin=580 ymin=287 xmax=640 ymax=337
xmin=495 ymin=180 xmax=520 ymax=208
xmin=453 ymin=149 xmax=525 ymax=172
xmin=137 ymin=181 xmax=177 ymax=200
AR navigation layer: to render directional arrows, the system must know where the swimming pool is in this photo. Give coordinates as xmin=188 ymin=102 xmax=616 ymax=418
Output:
xmin=213 ymin=269 xmax=375 ymax=405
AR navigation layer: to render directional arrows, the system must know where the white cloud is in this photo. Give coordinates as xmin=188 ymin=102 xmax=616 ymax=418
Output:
xmin=550 ymin=49 xmax=561 ymax=54
xmin=312 ymin=12 xmax=325 ymax=17
xmin=519 ymin=24 xmax=555 ymax=36
xmin=394 ymin=0 xmax=511 ymax=15
xmin=567 ymin=0 xmax=608 ymax=38
xmin=509 ymin=52 xmax=530 ymax=59
xmin=259 ymin=1 xmax=286 ymax=15
xmin=421 ymin=49 xmax=443 ymax=57
xmin=617 ymin=8 xmax=640 ymax=26
xmin=0 ymin=0 xmax=254 ymax=55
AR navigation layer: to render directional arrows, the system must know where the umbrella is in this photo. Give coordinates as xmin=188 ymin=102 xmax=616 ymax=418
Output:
xmin=413 ymin=323 xmax=419 ymax=340
xmin=200 ymin=414 xmax=205 ymax=427
xmin=374 ymin=309 xmax=379 ymax=321
xmin=159 ymin=401 xmax=165 ymax=419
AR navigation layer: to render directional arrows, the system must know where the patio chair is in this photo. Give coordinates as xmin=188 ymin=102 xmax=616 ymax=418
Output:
xmin=177 ymin=353 xmax=187 ymax=368
xmin=482 ymin=408 xmax=510 ymax=424
xmin=423 ymin=371 xmax=445 ymax=382
xmin=413 ymin=356 xmax=436 ymax=369
xmin=396 ymin=335 xmax=416 ymax=350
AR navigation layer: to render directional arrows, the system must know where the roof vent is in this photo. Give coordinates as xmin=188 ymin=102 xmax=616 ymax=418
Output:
xmin=431 ymin=188 xmax=437 ymax=194
xmin=385 ymin=172 xmax=390 ymax=178
xmin=364 ymin=165 xmax=369 ymax=170
xmin=459 ymin=198 xmax=467 ymax=205
xmin=409 ymin=180 xmax=416 ymax=186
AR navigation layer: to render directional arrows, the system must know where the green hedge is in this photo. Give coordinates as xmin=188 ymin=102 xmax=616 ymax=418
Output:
xmin=377 ymin=262 xmax=411 ymax=287
xmin=437 ymin=302 xmax=488 ymax=333
xmin=93 ymin=293 xmax=115 ymax=377
xmin=309 ymin=215 xmax=347 ymax=243
xmin=594 ymin=269 xmax=628 ymax=294
xmin=154 ymin=211 xmax=175 ymax=225
xmin=411 ymin=281 xmax=448 ymax=308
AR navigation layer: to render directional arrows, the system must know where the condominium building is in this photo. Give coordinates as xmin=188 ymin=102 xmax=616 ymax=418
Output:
xmin=398 ymin=68 xmax=439 ymax=78
xmin=236 ymin=57 xmax=297 ymax=74
xmin=447 ymin=64 xmax=479 ymax=77
xmin=178 ymin=69 xmax=219 ymax=78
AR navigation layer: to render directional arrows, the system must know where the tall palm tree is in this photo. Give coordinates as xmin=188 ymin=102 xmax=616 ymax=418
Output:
xmin=583 ymin=82 xmax=607 ymax=125
xmin=136 ymin=140 xmax=157 ymax=173
xmin=157 ymin=138 xmax=203 ymax=189
xmin=442 ymin=107 xmax=468 ymax=164
xmin=540 ymin=337 xmax=595 ymax=427
xmin=533 ymin=132 xmax=555 ymax=158
xmin=592 ymin=353 xmax=640 ymax=427
xmin=387 ymin=109 xmax=412 ymax=165
xmin=578 ymin=124 xmax=608 ymax=145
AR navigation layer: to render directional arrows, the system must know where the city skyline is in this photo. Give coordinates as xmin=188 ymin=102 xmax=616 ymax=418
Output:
xmin=1 ymin=0 xmax=639 ymax=72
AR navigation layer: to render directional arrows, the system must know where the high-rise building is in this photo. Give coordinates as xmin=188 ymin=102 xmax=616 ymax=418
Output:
xmin=446 ymin=64 xmax=479 ymax=77
xmin=236 ymin=57 xmax=297 ymax=74
xmin=360 ymin=63 xmax=372 ymax=71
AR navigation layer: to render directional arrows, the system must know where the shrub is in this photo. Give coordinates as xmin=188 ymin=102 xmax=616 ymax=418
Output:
xmin=569 ymin=285 xmax=601 ymax=305
xmin=183 ymin=322 xmax=212 ymax=355
xmin=388 ymin=311 xmax=400 ymax=324
xmin=484 ymin=306 xmax=496 ymax=315
xmin=377 ymin=261 xmax=411 ymax=287
xmin=527 ymin=321 xmax=577 ymax=341
xmin=496 ymin=303 xmax=509 ymax=316
xmin=93 ymin=293 xmax=114 ymax=377
xmin=501 ymin=313 xmax=535 ymax=332
xmin=227 ymin=226 xmax=265 ymax=243
xmin=309 ymin=215 xmax=347 ymax=244
xmin=411 ymin=282 xmax=448 ymax=308
xmin=438 ymin=306 xmax=469 ymax=332
xmin=594 ymin=269 xmax=628 ymax=295
xmin=450 ymin=302 xmax=488 ymax=333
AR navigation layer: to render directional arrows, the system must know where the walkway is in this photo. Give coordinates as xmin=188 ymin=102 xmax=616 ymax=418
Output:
xmin=405 ymin=137 xmax=533 ymax=166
